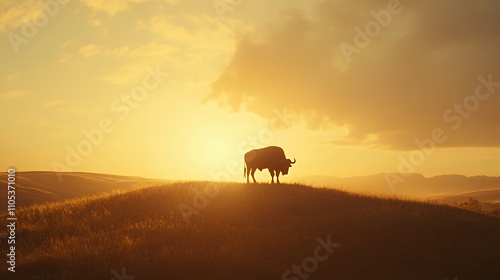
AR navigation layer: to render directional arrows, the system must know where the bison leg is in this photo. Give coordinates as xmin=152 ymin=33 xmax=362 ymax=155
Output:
xmin=251 ymin=168 xmax=257 ymax=183
xmin=246 ymin=167 xmax=251 ymax=183
xmin=276 ymin=171 xmax=280 ymax=184
xmin=269 ymin=169 xmax=275 ymax=184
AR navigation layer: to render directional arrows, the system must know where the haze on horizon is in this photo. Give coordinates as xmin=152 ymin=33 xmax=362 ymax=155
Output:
xmin=1 ymin=0 xmax=500 ymax=181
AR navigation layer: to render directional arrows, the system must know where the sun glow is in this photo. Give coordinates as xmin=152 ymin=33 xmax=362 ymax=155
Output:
xmin=185 ymin=116 xmax=243 ymax=173
xmin=202 ymin=134 xmax=234 ymax=167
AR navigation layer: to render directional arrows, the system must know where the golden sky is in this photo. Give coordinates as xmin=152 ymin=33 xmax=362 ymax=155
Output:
xmin=1 ymin=0 xmax=500 ymax=181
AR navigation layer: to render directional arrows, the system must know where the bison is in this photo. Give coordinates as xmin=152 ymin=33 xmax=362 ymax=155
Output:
xmin=244 ymin=146 xmax=296 ymax=184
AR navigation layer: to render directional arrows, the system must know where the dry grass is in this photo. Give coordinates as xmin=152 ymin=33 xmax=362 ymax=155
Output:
xmin=1 ymin=182 xmax=500 ymax=280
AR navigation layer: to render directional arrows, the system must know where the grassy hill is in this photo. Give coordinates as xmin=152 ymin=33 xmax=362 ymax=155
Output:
xmin=1 ymin=181 xmax=499 ymax=280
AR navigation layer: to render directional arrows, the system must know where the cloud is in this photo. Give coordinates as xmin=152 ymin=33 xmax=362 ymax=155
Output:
xmin=60 ymin=40 xmax=75 ymax=48
xmin=42 ymin=99 xmax=67 ymax=106
xmin=208 ymin=0 xmax=500 ymax=150
xmin=0 ymin=0 xmax=44 ymax=31
xmin=102 ymin=13 xmax=243 ymax=85
xmin=0 ymin=90 xmax=28 ymax=99
xmin=78 ymin=44 xmax=105 ymax=58
xmin=78 ymin=44 xmax=131 ymax=59
xmin=79 ymin=0 xmax=147 ymax=15
xmin=148 ymin=14 xmax=239 ymax=52
xmin=100 ymin=42 xmax=176 ymax=85
xmin=79 ymin=0 xmax=177 ymax=15
xmin=3 ymin=73 xmax=20 ymax=82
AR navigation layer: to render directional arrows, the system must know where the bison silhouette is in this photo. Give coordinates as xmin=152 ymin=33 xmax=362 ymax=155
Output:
xmin=244 ymin=146 xmax=296 ymax=184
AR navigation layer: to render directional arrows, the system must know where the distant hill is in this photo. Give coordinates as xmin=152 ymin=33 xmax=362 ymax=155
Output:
xmin=295 ymin=173 xmax=500 ymax=210
xmin=1 ymin=181 xmax=499 ymax=280
xmin=0 ymin=171 xmax=166 ymax=208
xmin=430 ymin=189 xmax=500 ymax=212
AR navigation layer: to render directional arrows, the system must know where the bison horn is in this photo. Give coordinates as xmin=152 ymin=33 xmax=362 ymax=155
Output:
xmin=290 ymin=158 xmax=296 ymax=164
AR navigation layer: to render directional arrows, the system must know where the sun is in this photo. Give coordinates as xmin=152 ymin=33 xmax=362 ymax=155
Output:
xmin=203 ymin=136 xmax=233 ymax=165
xmin=190 ymin=123 xmax=241 ymax=171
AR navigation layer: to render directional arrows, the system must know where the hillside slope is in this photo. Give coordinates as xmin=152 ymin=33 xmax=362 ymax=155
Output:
xmin=1 ymin=182 xmax=499 ymax=280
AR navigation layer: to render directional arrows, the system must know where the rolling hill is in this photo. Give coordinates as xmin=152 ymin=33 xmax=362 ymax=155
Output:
xmin=0 ymin=171 xmax=166 ymax=208
xmin=295 ymin=173 xmax=500 ymax=196
xmin=1 ymin=179 xmax=499 ymax=280
xmin=430 ymin=189 xmax=500 ymax=212
xmin=295 ymin=173 xmax=500 ymax=211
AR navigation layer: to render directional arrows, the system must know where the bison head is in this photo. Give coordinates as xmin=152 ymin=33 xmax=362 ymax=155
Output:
xmin=280 ymin=158 xmax=296 ymax=175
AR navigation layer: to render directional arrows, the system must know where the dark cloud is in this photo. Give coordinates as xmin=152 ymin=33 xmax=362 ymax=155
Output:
xmin=209 ymin=0 xmax=500 ymax=150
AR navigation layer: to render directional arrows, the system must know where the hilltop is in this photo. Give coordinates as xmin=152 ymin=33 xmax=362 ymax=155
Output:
xmin=1 ymin=181 xmax=499 ymax=280
xmin=4 ymin=172 xmax=500 ymax=211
